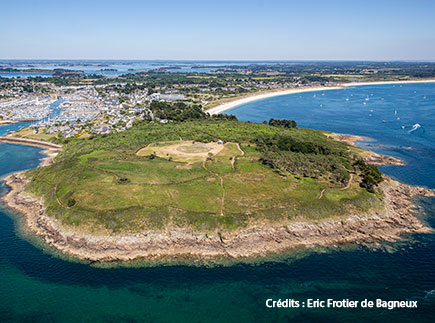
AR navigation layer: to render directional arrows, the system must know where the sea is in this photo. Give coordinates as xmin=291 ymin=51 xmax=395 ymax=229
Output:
xmin=0 ymin=82 xmax=434 ymax=322
xmin=0 ymin=60 xmax=259 ymax=78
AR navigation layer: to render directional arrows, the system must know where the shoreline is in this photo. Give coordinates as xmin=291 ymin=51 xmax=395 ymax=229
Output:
xmin=0 ymin=136 xmax=62 ymax=149
xmin=207 ymin=79 xmax=435 ymax=115
xmin=206 ymin=86 xmax=345 ymax=115
xmin=326 ymin=133 xmax=404 ymax=166
xmin=1 ymin=173 xmax=433 ymax=263
xmin=0 ymin=120 xmax=18 ymax=125
xmin=0 ymin=137 xmax=62 ymax=167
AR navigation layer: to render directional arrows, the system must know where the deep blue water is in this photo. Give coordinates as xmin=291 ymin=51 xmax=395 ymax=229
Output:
xmin=229 ymin=83 xmax=435 ymax=189
xmin=0 ymin=83 xmax=434 ymax=322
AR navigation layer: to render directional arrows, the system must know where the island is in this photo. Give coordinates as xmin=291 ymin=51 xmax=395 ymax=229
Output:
xmin=2 ymin=110 xmax=434 ymax=263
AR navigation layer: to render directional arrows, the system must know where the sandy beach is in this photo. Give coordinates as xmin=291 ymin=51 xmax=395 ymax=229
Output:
xmin=0 ymin=120 xmax=18 ymax=125
xmin=0 ymin=136 xmax=62 ymax=150
xmin=0 ymin=137 xmax=62 ymax=167
xmin=206 ymin=79 xmax=435 ymax=115
xmin=206 ymin=86 xmax=345 ymax=115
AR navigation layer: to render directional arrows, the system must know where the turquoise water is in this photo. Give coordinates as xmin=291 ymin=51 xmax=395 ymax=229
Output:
xmin=1 ymin=83 xmax=435 ymax=322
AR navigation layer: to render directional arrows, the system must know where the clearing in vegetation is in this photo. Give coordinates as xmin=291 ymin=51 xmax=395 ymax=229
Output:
xmin=136 ymin=141 xmax=224 ymax=162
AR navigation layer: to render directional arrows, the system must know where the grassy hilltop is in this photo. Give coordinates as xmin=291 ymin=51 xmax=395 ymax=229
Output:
xmin=25 ymin=119 xmax=384 ymax=233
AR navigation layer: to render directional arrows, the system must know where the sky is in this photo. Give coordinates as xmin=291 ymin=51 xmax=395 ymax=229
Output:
xmin=1 ymin=0 xmax=435 ymax=60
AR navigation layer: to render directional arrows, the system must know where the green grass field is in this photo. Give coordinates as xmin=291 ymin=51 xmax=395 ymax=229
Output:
xmin=25 ymin=120 xmax=383 ymax=233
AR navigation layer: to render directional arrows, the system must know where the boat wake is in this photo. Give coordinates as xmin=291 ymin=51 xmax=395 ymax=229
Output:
xmin=423 ymin=289 xmax=435 ymax=300
xmin=409 ymin=123 xmax=421 ymax=133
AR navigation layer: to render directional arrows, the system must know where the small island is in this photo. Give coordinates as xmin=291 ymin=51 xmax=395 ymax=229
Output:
xmin=2 ymin=104 xmax=434 ymax=263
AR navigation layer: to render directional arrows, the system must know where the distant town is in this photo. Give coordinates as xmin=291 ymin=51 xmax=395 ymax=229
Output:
xmin=1 ymin=61 xmax=434 ymax=139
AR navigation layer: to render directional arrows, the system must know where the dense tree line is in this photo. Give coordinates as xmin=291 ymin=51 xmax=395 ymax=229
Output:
xmin=150 ymin=101 xmax=206 ymax=121
xmin=148 ymin=101 xmax=237 ymax=122
xmin=255 ymin=132 xmax=351 ymax=184
xmin=267 ymin=118 xmax=297 ymax=128
xmin=254 ymin=132 xmax=383 ymax=190
xmin=254 ymin=133 xmax=347 ymax=156
xmin=260 ymin=150 xmax=350 ymax=184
